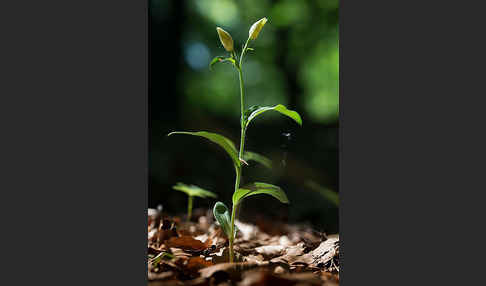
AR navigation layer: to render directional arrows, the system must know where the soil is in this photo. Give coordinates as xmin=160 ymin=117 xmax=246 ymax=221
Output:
xmin=148 ymin=208 xmax=339 ymax=286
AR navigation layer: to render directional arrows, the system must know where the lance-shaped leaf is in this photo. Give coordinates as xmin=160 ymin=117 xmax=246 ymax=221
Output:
xmin=172 ymin=183 xmax=217 ymax=199
xmin=243 ymin=151 xmax=272 ymax=169
xmin=245 ymin=104 xmax=302 ymax=129
xmin=213 ymin=201 xmax=233 ymax=239
xmin=232 ymin=182 xmax=289 ymax=206
xmin=168 ymin=131 xmax=240 ymax=168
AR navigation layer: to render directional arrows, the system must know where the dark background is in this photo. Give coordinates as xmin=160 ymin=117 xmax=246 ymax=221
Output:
xmin=149 ymin=0 xmax=339 ymax=233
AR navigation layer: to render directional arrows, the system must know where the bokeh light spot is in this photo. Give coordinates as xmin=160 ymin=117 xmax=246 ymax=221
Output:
xmin=185 ymin=42 xmax=210 ymax=70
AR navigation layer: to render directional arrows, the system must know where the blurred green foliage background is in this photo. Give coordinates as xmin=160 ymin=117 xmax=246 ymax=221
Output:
xmin=150 ymin=0 xmax=339 ymax=233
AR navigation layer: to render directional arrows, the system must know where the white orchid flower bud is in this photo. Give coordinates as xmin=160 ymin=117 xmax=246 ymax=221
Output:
xmin=249 ymin=17 xmax=268 ymax=40
xmin=216 ymin=27 xmax=234 ymax=52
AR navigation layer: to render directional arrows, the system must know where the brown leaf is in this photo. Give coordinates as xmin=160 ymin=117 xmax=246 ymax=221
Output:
xmin=308 ymin=237 xmax=339 ymax=268
xmin=148 ymin=229 xmax=158 ymax=242
xmin=234 ymin=241 xmax=260 ymax=256
xmin=157 ymin=225 xmax=178 ymax=243
xmin=186 ymin=257 xmax=213 ymax=273
xmin=245 ymin=254 xmax=265 ymax=265
xmin=239 ymin=270 xmax=294 ymax=286
xmin=148 ymin=245 xmax=162 ymax=255
xmin=207 ymin=227 xmax=227 ymax=248
xmin=210 ymin=247 xmax=244 ymax=264
xmin=147 ymin=270 xmax=175 ymax=281
xmin=320 ymin=271 xmax=340 ymax=284
xmin=254 ymin=245 xmax=285 ymax=259
xmin=199 ymin=261 xmax=268 ymax=279
xmin=273 ymin=265 xmax=286 ymax=274
xmin=235 ymin=220 xmax=259 ymax=240
xmin=239 ymin=270 xmax=323 ymax=286
xmin=270 ymin=243 xmax=306 ymax=265
xmin=166 ymin=236 xmax=207 ymax=252
xmin=203 ymin=237 xmax=213 ymax=248
xmin=279 ymin=272 xmax=323 ymax=285
xmin=182 ymin=277 xmax=209 ymax=286
xmin=169 ymin=247 xmax=192 ymax=259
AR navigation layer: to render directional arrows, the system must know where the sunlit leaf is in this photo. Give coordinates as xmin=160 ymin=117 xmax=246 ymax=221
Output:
xmin=232 ymin=182 xmax=289 ymax=206
xmin=249 ymin=17 xmax=268 ymax=40
xmin=243 ymin=151 xmax=272 ymax=169
xmin=168 ymin=131 xmax=240 ymax=168
xmin=305 ymin=180 xmax=339 ymax=207
xmin=172 ymin=183 xmax=217 ymax=199
xmin=213 ymin=201 xmax=233 ymax=239
xmin=246 ymin=104 xmax=302 ymax=129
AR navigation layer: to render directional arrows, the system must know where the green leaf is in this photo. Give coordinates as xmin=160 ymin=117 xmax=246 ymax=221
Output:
xmin=226 ymin=57 xmax=236 ymax=65
xmin=232 ymin=182 xmax=289 ymax=206
xmin=209 ymin=56 xmax=236 ymax=70
xmin=150 ymin=252 xmax=174 ymax=266
xmin=243 ymin=105 xmax=261 ymax=123
xmin=243 ymin=151 xmax=272 ymax=169
xmin=305 ymin=180 xmax=339 ymax=207
xmin=209 ymin=56 xmax=224 ymax=69
xmin=172 ymin=183 xmax=217 ymax=199
xmin=168 ymin=131 xmax=240 ymax=168
xmin=246 ymin=104 xmax=302 ymax=129
xmin=213 ymin=201 xmax=233 ymax=239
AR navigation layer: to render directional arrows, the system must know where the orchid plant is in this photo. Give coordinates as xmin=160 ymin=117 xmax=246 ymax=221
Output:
xmin=168 ymin=18 xmax=302 ymax=262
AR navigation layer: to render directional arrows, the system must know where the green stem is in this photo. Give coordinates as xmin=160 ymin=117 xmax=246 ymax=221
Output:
xmin=239 ymin=38 xmax=250 ymax=68
xmin=229 ymin=171 xmax=239 ymax=263
xmin=238 ymin=68 xmax=245 ymax=118
xmin=229 ymin=39 xmax=250 ymax=263
xmin=187 ymin=196 xmax=193 ymax=221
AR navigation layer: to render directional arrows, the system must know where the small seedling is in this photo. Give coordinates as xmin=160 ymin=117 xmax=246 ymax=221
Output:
xmin=168 ymin=17 xmax=302 ymax=262
xmin=172 ymin=183 xmax=217 ymax=221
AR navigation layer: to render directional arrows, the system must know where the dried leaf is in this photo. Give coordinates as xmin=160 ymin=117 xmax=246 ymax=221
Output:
xmin=148 ymin=245 xmax=162 ymax=255
xmin=157 ymin=228 xmax=178 ymax=243
xmin=239 ymin=269 xmax=323 ymax=286
xmin=234 ymin=241 xmax=260 ymax=256
xmin=199 ymin=261 xmax=268 ymax=279
xmin=270 ymin=243 xmax=306 ymax=265
xmin=148 ymin=229 xmax=158 ymax=241
xmin=254 ymin=245 xmax=285 ymax=258
xmin=147 ymin=270 xmax=176 ymax=281
xmin=279 ymin=272 xmax=323 ymax=285
xmin=186 ymin=257 xmax=213 ymax=273
xmin=210 ymin=247 xmax=244 ymax=264
xmin=239 ymin=270 xmax=293 ymax=286
xmin=308 ymin=237 xmax=339 ymax=268
xmin=277 ymin=237 xmax=339 ymax=269
xmin=166 ymin=236 xmax=207 ymax=252
xmin=235 ymin=220 xmax=259 ymax=240
xmin=148 ymin=208 xmax=159 ymax=218
xmin=244 ymin=254 xmax=267 ymax=265
xmin=147 ymin=211 xmax=339 ymax=285
xmin=170 ymin=247 xmax=192 ymax=259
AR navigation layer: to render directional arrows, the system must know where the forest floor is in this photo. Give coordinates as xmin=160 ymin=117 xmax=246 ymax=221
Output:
xmin=148 ymin=208 xmax=339 ymax=286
